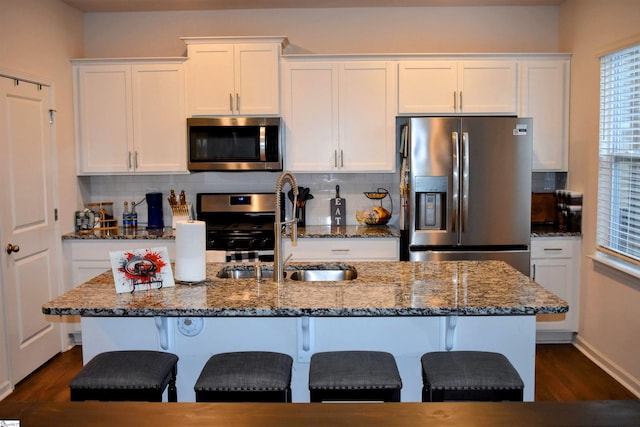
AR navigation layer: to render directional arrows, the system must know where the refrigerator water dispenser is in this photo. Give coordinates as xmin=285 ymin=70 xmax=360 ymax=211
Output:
xmin=415 ymin=176 xmax=448 ymax=231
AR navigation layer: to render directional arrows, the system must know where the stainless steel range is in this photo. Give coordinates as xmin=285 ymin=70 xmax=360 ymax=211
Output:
xmin=196 ymin=193 xmax=283 ymax=262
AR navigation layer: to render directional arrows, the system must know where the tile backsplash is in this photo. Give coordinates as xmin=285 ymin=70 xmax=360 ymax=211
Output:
xmin=531 ymin=172 xmax=567 ymax=193
xmin=79 ymin=172 xmax=400 ymax=229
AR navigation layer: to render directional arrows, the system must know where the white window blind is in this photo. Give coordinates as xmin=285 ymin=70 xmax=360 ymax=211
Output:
xmin=598 ymin=44 xmax=640 ymax=264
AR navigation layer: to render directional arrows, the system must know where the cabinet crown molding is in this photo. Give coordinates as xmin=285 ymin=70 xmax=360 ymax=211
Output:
xmin=71 ymin=57 xmax=186 ymax=65
xmin=282 ymin=52 xmax=572 ymax=61
xmin=181 ymin=36 xmax=289 ymax=51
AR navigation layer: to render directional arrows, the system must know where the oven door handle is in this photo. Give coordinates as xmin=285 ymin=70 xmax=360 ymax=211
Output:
xmin=259 ymin=126 xmax=267 ymax=161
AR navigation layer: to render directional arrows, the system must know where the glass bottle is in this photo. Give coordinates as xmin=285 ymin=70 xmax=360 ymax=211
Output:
xmin=130 ymin=201 xmax=138 ymax=229
xmin=123 ymin=201 xmax=130 ymax=230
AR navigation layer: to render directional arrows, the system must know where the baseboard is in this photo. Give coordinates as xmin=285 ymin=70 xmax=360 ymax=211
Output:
xmin=0 ymin=379 xmax=13 ymax=401
xmin=573 ymin=335 xmax=640 ymax=398
xmin=536 ymin=330 xmax=575 ymax=343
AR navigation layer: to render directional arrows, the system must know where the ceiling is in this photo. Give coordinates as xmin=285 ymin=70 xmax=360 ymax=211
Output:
xmin=62 ymin=0 xmax=566 ymax=13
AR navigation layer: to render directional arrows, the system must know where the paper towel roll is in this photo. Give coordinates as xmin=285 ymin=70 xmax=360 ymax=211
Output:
xmin=175 ymin=220 xmax=206 ymax=282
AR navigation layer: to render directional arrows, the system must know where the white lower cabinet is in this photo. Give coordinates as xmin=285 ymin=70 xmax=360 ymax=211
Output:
xmin=63 ymin=239 xmax=176 ymax=342
xmin=284 ymin=238 xmax=399 ymax=261
xmin=530 ymin=237 xmax=580 ymax=343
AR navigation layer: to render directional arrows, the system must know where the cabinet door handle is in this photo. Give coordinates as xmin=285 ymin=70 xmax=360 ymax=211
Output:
xmin=331 ymin=249 xmax=350 ymax=252
xmin=128 ymin=151 xmax=132 ymax=169
xmin=532 ymin=264 xmax=536 ymax=281
xmin=543 ymin=248 xmax=564 ymax=252
xmin=459 ymin=91 xmax=463 ymax=111
xmin=229 ymin=93 xmax=233 ymax=112
xmin=236 ymin=93 xmax=240 ymax=113
xmin=453 ymin=91 xmax=457 ymax=111
xmin=340 ymin=149 xmax=344 ymax=168
xmin=334 ymin=150 xmax=337 ymax=168
xmin=134 ymin=151 xmax=138 ymax=169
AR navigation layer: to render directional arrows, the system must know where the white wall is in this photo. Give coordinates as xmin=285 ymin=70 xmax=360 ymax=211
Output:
xmin=559 ymin=0 xmax=640 ymax=397
xmin=82 ymin=6 xmax=559 ymax=57
xmin=0 ymin=0 xmax=84 ymax=234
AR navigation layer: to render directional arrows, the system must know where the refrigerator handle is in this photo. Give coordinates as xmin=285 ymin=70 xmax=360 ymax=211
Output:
xmin=462 ymin=132 xmax=470 ymax=233
xmin=451 ymin=131 xmax=459 ymax=233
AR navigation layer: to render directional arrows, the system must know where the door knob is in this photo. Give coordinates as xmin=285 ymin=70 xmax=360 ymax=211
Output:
xmin=5 ymin=243 xmax=20 ymax=254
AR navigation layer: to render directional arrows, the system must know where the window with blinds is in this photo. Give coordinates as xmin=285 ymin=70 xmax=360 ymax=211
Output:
xmin=597 ymin=44 xmax=640 ymax=265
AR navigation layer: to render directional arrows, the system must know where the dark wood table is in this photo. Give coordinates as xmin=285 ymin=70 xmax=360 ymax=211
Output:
xmin=1 ymin=400 xmax=638 ymax=426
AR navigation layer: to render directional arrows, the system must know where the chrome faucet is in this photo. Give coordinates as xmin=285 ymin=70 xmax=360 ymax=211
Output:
xmin=274 ymin=170 xmax=298 ymax=283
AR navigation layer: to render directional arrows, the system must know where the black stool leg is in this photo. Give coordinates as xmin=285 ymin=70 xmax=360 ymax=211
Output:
xmin=168 ymin=365 xmax=178 ymax=402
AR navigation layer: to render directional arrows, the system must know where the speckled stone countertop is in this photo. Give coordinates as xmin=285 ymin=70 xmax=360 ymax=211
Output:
xmin=61 ymin=225 xmax=400 ymax=240
xmin=62 ymin=227 xmax=175 ymax=240
xmin=61 ymin=225 xmax=576 ymax=240
xmin=295 ymin=225 xmax=400 ymax=238
xmin=530 ymin=225 xmax=582 ymax=238
xmin=43 ymin=260 xmax=567 ymax=317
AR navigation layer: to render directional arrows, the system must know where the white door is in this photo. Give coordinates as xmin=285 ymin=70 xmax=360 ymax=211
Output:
xmin=0 ymin=75 xmax=61 ymax=383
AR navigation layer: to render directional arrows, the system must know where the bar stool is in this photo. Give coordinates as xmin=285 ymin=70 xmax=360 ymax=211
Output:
xmin=309 ymin=351 xmax=402 ymax=402
xmin=70 ymin=350 xmax=179 ymax=402
xmin=421 ymin=351 xmax=524 ymax=402
xmin=194 ymin=351 xmax=293 ymax=402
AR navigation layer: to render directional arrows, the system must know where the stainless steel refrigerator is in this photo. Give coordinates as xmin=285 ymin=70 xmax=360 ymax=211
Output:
xmin=398 ymin=116 xmax=532 ymax=275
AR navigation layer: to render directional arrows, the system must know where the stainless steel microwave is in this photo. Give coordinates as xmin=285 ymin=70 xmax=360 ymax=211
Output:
xmin=187 ymin=117 xmax=283 ymax=171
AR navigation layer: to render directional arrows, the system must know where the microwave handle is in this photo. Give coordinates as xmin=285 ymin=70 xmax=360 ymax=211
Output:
xmin=259 ymin=126 xmax=266 ymax=161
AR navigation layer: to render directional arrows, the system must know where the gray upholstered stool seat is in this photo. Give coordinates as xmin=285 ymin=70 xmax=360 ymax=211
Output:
xmin=70 ymin=350 xmax=178 ymax=402
xmin=194 ymin=351 xmax=293 ymax=402
xmin=421 ymin=351 xmax=524 ymax=402
xmin=309 ymin=351 xmax=402 ymax=402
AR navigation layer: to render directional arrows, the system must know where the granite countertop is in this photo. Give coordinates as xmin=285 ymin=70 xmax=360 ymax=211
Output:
xmin=43 ymin=260 xmax=567 ymax=317
xmin=295 ymin=225 xmax=400 ymax=238
xmin=62 ymin=225 xmax=400 ymax=240
xmin=62 ymin=225 xmax=576 ymax=240
xmin=62 ymin=227 xmax=175 ymax=240
xmin=530 ymin=225 xmax=582 ymax=238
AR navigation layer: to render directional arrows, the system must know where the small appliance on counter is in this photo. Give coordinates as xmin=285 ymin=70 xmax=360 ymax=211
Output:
xmin=556 ymin=190 xmax=583 ymax=232
xmin=146 ymin=192 xmax=164 ymax=230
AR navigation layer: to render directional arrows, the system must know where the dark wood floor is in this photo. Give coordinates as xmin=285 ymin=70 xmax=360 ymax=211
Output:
xmin=2 ymin=344 xmax=637 ymax=402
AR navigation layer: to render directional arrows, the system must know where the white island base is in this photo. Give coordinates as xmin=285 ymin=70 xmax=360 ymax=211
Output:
xmin=81 ymin=315 xmax=536 ymax=402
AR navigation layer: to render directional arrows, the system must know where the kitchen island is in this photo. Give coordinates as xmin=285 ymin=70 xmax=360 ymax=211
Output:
xmin=43 ymin=260 xmax=567 ymax=402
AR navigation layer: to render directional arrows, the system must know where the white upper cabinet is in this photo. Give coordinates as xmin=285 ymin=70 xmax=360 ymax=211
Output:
xmin=398 ymin=60 xmax=518 ymax=115
xmin=73 ymin=59 xmax=187 ymax=175
xmin=519 ymin=58 xmax=570 ymax=171
xmin=183 ymin=37 xmax=287 ymax=116
xmin=282 ymin=59 xmax=397 ymax=173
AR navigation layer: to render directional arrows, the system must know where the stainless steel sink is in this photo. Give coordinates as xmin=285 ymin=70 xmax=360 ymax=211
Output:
xmin=288 ymin=267 xmax=358 ymax=282
xmin=216 ymin=266 xmax=274 ymax=279
xmin=217 ymin=264 xmax=357 ymax=282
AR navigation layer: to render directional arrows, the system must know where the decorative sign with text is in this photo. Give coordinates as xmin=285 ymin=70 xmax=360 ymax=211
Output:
xmin=109 ymin=246 xmax=174 ymax=293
